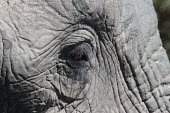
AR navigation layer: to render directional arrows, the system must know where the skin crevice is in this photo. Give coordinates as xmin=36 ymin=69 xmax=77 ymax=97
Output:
xmin=125 ymin=55 xmax=151 ymax=113
xmin=0 ymin=0 xmax=170 ymax=113
xmin=113 ymin=38 xmax=147 ymax=113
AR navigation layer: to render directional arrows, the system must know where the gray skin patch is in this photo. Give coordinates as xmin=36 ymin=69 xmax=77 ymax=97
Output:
xmin=3 ymin=39 xmax=12 ymax=50
xmin=72 ymin=0 xmax=89 ymax=14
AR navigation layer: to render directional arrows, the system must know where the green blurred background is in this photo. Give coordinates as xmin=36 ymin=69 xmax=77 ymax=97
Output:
xmin=153 ymin=0 xmax=170 ymax=60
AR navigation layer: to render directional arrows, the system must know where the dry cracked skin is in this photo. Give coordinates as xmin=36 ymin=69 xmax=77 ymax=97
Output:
xmin=0 ymin=0 xmax=170 ymax=113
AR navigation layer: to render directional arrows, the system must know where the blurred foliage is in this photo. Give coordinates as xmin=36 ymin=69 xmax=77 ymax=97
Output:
xmin=153 ymin=0 xmax=170 ymax=59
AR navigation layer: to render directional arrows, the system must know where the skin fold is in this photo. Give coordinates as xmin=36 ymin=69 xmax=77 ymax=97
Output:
xmin=0 ymin=0 xmax=170 ymax=113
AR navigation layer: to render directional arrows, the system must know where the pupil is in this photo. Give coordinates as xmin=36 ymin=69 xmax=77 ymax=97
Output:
xmin=71 ymin=52 xmax=87 ymax=61
xmin=73 ymin=53 xmax=83 ymax=60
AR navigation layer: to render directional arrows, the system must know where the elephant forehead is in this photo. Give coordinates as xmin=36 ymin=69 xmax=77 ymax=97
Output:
xmin=3 ymin=0 xmax=122 ymax=49
xmin=5 ymin=0 xmax=104 ymax=41
xmin=6 ymin=0 xmax=72 ymax=42
xmin=44 ymin=0 xmax=105 ymax=16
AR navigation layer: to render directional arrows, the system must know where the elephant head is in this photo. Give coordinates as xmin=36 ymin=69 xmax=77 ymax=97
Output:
xmin=0 ymin=0 xmax=170 ymax=113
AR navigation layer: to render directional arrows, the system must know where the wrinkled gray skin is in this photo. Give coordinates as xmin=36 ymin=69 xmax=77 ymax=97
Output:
xmin=0 ymin=0 xmax=170 ymax=113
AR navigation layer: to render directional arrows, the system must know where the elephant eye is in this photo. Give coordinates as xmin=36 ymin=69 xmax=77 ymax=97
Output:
xmin=71 ymin=52 xmax=88 ymax=61
xmin=59 ymin=42 xmax=92 ymax=69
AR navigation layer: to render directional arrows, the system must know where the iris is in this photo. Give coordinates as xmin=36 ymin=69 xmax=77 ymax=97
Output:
xmin=71 ymin=52 xmax=88 ymax=61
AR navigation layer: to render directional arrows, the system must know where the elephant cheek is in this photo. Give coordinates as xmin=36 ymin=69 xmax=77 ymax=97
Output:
xmin=47 ymin=70 xmax=93 ymax=101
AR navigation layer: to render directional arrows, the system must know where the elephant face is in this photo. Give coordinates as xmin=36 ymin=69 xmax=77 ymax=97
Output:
xmin=0 ymin=0 xmax=170 ymax=113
